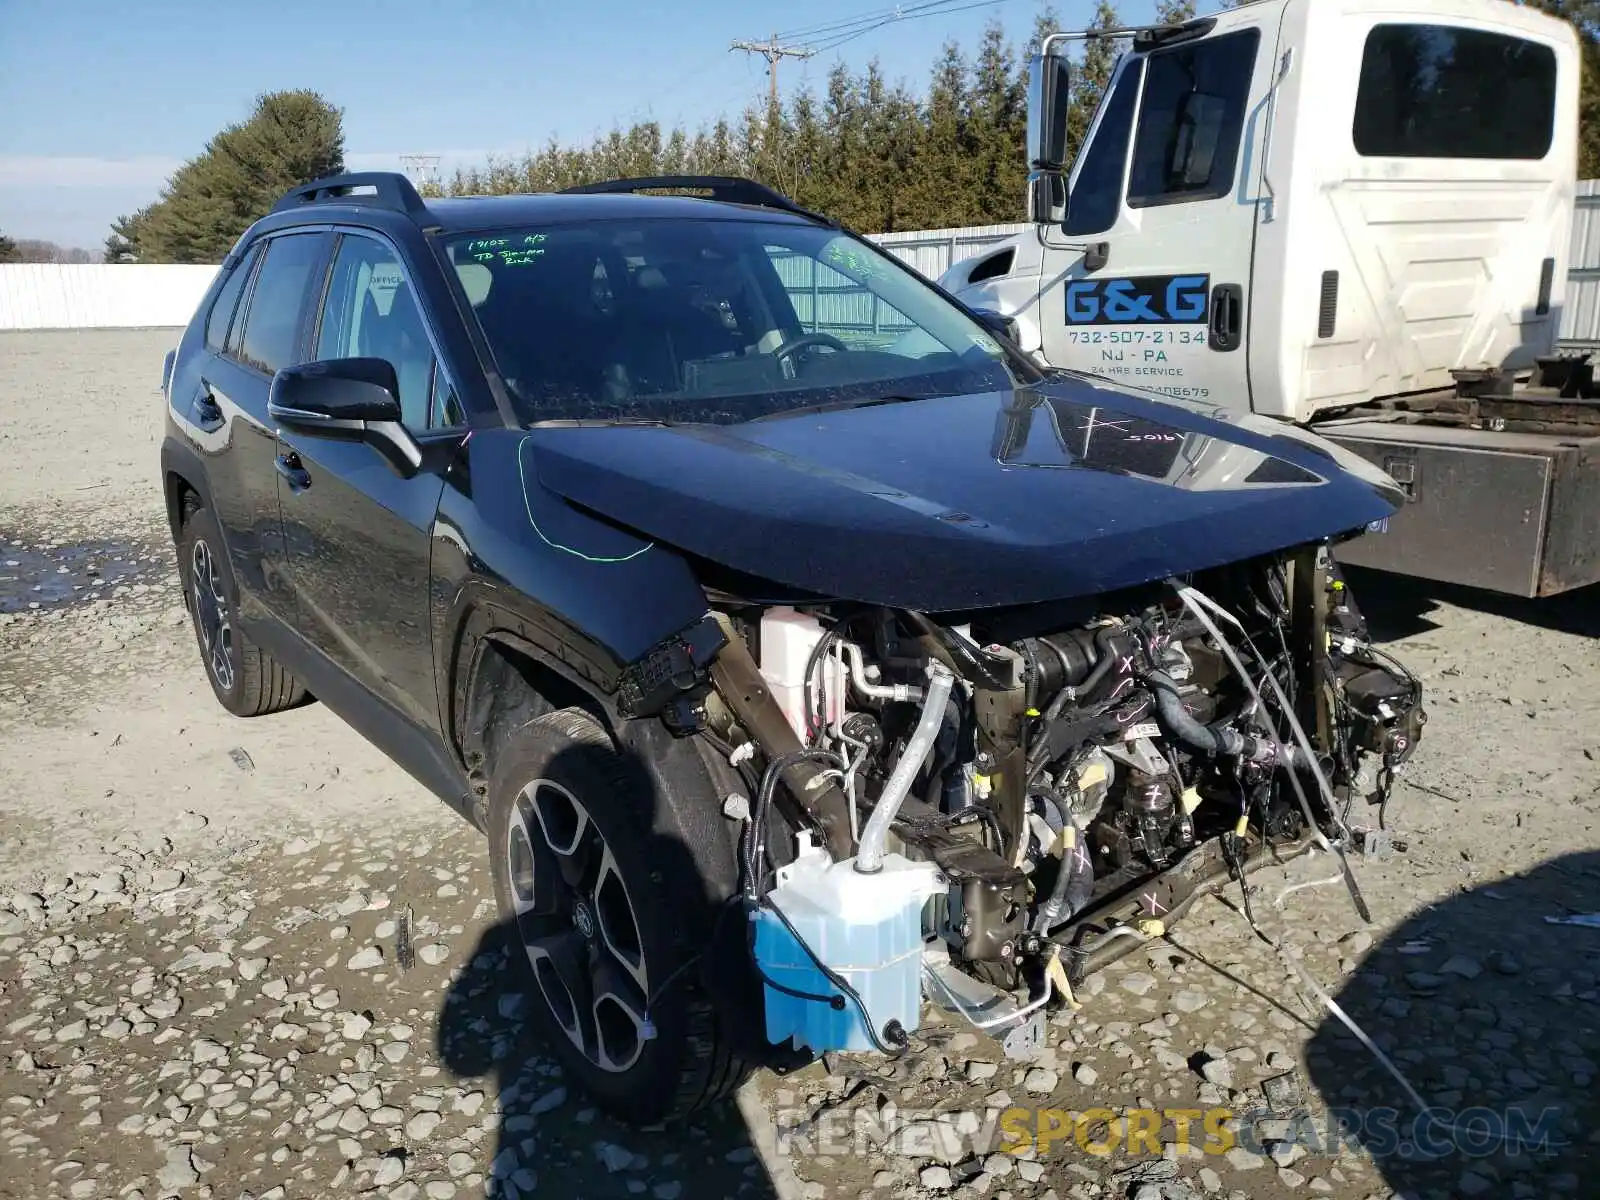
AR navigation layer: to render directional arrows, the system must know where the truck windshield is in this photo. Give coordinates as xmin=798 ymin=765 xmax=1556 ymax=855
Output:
xmin=442 ymin=217 xmax=1036 ymax=425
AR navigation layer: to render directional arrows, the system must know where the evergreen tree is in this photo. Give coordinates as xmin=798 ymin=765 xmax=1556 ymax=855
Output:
xmin=0 ymin=232 xmax=18 ymax=263
xmin=427 ymin=1 xmax=1599 ymax=232
xmin=1026 ymin=4 xmax=1063 ymax=59
xmin=786 ymin=89 xmax=828 ymax=208
xmin=103 ymin=225 xmax=133 ymax=264
xmin=1066 ymin=1 xmax=1124 ymax=164
xmin=1528 ymin=0 xmax=1600 ymax=176
xmin=663 ymin=127 xmax=690 ymax=175
xmin=908 ymin=43 xmax=974 ymax=228
xmin=107 ymin=91 xmax=343 ymax=263
xmin=968 ymin=21 xmax=1029 ymax=223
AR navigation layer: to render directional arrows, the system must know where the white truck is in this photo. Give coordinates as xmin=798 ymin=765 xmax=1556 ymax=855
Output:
xmin=940 ymin=0 xmax=1600 ymax=597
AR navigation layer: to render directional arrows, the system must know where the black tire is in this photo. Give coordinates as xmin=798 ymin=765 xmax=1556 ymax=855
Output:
xmin=177 ymin=503 xmax=308 ymax=718
xmin=486 ymin=708 xmax=750 ymax=1124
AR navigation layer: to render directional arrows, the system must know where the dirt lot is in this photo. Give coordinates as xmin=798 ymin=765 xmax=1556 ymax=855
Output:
xmin=1 ymin=328 xmax=1597 ymax=1200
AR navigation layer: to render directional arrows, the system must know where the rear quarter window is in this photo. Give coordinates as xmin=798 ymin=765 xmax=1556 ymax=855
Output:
xmin=1353 ymin=24 xmax=1558 ymax=160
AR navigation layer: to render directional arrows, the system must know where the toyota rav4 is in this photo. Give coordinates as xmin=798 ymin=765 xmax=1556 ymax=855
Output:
xmin=159 ymin=171 xmax=1425 ymax=1125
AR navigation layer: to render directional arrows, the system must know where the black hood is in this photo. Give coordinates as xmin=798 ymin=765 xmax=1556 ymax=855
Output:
xmin=525 ymin=376 xmax=1405 ymax=611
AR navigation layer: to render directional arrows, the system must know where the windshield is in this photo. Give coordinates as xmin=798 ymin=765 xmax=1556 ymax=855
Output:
xmin=442 ymin=216 xmax=1036 ymax=425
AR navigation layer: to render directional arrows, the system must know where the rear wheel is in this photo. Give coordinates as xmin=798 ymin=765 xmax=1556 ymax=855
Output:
xmin=486 ymin=708 xmax=749 ymax=1124
xmin=177 ymin=503 xmax=307 ymax=717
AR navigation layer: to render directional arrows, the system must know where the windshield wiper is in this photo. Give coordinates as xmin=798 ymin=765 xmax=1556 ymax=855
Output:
xmin=745 ymin=394 xmax=924 ymax=422
xmin=526 ymin=416 xmax=677 ymax=429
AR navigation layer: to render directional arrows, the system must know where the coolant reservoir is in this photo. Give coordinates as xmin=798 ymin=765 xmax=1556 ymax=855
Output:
xmin=759 ymin=607 xmax=844 ymax=739
xmin=753 ymin=835 xmax=941 ymax=1054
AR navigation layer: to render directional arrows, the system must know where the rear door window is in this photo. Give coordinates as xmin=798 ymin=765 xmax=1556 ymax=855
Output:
xmin=236 ymin=232 xmax=331 ymax=375
xmin=205 ymin=243 xmax=260 ymax=353
xmin=1353 ymin=25 xmax=1557 ymax=159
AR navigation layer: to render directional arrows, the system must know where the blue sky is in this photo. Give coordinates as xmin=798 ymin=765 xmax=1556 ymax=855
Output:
xmin=0 ymin=0 xmax=1162 ymax=250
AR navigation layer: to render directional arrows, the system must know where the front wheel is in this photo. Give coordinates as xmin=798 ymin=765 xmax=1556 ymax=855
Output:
xmin=486 ymin=708 xmax=749 ymax=1124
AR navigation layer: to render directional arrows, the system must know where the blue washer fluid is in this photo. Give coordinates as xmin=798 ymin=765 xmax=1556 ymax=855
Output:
xmin=752 ymin=836 xmax=942 ymax=1054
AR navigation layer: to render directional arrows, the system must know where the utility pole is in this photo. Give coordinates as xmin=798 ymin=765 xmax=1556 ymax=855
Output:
xmin=729 ymin=34 xmax=815 ymax=107
xmin=399 ymin=154 xmax=441 ymax=191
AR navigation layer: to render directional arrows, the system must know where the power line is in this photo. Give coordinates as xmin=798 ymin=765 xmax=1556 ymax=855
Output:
xmin=735 ymin=0 xmax=1029 ymax=108
xmin=781 ymin=0 xmax=973 ymax=43
xmin=777 ymin=3 xmax=915 ymax=42
xmin=777 ymin=0 xmax=1026 ymax=53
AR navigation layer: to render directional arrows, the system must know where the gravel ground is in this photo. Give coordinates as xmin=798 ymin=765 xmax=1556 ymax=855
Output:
xmin=1 ymin=329 xmax=1597 ymax=1200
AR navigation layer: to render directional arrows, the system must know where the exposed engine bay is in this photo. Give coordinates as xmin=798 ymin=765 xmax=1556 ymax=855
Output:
xmin=625 ymin=543 xmax=1426 ymax=1060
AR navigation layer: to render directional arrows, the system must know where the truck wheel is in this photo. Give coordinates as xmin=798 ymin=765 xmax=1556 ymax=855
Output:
xmin=485 ymin=708 xmax=750 ymax=1124
xmin=177 ymin=504 xmax=308 ymax=717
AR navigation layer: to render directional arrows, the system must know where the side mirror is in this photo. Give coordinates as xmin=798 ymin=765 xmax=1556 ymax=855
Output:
xmin=268 ymin=358 xmax=421 ymax=475
xmin=1027 ymin=50 xmax=1073 ymax=226
xmin=1026 ymin=51 xmax=1073 ymax=171
xmin=1028 ymin=171 xmax=1068 ymax=226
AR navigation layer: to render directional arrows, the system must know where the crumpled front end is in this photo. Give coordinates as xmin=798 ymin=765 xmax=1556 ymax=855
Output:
xmin=619 ymin=539 xmax=1426 ymax=1063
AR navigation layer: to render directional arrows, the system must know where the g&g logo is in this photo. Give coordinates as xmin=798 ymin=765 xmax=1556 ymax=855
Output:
xmin=1065 ymin=274 xmax=1211 ymax=325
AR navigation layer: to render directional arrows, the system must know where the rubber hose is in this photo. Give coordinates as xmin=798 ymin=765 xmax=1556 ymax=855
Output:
xmin=1075 ymin=626 xmax=1124 ymax=697
xmin=1145 ymin=670 xmax=1246 ymax=757
xmin=1031 ymin=783 xmax=1094 ymax=934
xmin=745 ymin=749 xmax=842 ymax=898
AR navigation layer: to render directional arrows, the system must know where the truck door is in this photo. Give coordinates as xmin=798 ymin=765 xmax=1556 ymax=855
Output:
xmin=1040 ymin=9 xmax=1286 ymax=410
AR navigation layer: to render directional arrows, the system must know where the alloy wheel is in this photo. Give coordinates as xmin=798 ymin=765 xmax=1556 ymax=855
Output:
xmin=189 ymin=538 xmax=235 ymax=692
xmin=505 ymin=777 xmax=653 ymax=1073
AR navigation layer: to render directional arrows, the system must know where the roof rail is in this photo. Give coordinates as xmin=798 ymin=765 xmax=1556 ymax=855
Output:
xmin=271 ymin=171 xmax=431 ymax=219
xmin=558 ymin=175 xmax=835 ymax=225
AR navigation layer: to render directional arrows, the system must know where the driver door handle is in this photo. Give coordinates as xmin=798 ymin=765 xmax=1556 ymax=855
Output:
xmin=1208 ymin=283 xmax=1243 ymax=353
xmin=275 ymin=451 xmax=312 ymax=492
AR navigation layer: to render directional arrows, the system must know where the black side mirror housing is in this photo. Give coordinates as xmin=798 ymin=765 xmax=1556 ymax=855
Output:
xmin=269 ymin=357 xmax=403 ymax=424
xmin=268 ymin=358 xmax=420 ymax=475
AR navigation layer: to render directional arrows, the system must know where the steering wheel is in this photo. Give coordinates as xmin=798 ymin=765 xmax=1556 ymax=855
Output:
xmin=773 ymin=331 xmax=848 ymax=371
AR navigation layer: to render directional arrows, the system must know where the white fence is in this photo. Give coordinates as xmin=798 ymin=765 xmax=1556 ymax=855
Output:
xmin=0 ymin=264 xmax=219 ymax=331
xmin=0 ymin=233 xmax=1023 ymax=334
xmin=868 ymin=222 xmax=1029 ymax=281
xmin=8 ymin=193 xmax=1600 ymax=345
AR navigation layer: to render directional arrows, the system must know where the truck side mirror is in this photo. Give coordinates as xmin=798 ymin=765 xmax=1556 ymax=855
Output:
xmin=1027 ymin=50 xmax=1072 ymax=226
xmin=1027 ymin=51 xmax=1073 ymax=170
xmin=1028 ymin=171 xmax=1068 ymax=225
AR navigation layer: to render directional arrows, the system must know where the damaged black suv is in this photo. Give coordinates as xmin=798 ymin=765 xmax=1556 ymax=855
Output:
xmin=160 ymin=171 xmax=1425 ymax=1124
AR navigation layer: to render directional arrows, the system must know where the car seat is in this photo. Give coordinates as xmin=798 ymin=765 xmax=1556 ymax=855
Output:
xmin=471 ymin=250 xmax=612 ymax=417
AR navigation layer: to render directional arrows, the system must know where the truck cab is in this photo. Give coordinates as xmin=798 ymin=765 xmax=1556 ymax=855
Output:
xmin=943 ymin=0 xmax=1600 ymax=597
